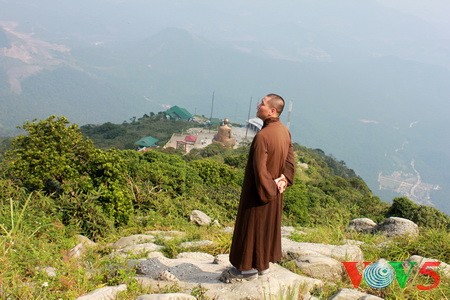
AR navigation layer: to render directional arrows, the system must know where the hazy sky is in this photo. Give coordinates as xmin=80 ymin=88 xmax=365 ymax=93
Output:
xmin=376 ymin=0 xmax=450 ymax=26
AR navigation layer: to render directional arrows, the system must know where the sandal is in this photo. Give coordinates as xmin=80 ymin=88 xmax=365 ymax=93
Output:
xmin=218 ymin=267 xmax=258 ymax=283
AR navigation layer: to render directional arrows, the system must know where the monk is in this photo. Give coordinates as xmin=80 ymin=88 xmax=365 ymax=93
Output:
xmin=220 ymin=93 xmax=295 ymax=282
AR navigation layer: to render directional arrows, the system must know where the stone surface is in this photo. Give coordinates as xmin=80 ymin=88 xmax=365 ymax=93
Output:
xmin=179 ymin=240 xmax=213 ymax=249
xmin=135 ymin=255 xmax=323 ymax=300
xmin=348 ymin=218 xmax=377 ymax=233
xmin=75 ymin=284 xmax=127 ymax=300
xmin=112 ymin=234 xmax=155 ymax=249
xmin=189 ymin=210 xmax=211 ymax=226
xmin=136 ymin=294 xmax=196 ymax=300
xmin=375 ymin=217 xmax=419 ymax=237
xmin=330 ymin=288 xmax=384 ymax=300
xmin=118 ymin=242 xmax=163 ymax=256
xmin=408 ymin=255 xmax=450 ymax=278
xmin=282 ymin=238 xmax=364 ymax=262
xmin=295 ymin=255 xmax=343 ymax=282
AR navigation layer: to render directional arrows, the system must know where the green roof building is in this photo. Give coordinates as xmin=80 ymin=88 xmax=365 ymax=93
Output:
xmin=164 ymin=106 xmax=193 ymax=120
xmin=135 ymin=136 xmax=159 ymax=148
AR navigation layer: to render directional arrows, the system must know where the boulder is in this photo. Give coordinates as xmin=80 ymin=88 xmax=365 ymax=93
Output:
xmin=75 ymin=284 xmax=127 ymax=300
xmin=330 ymin=288 xmax=384 ymax=300
xmin=112 ymin=234 xmax=155 ymax=249
xmin=295 ymin=255 xmax=343 ymax=281
xmin=66 ymin=235 xmax=96 ymax=259
xmin=375 ymin=217 xmax=419 ymax=237
xmin=348 ymin=218 xmax=377 ymax=233
xmin=136 ymin=294 xmax=196 ymax=300
xmin=179 ymin=240 xmax=213 ymax=249
xmin=135 ymin=254 xmax=323 ymax=299
xmin=408 ymin=255 xmax=450 ymax=278
xmin=190 ymin=210 xmax=211 ymax=226
xmin=282 ymin=238 xmax=364 ymax=262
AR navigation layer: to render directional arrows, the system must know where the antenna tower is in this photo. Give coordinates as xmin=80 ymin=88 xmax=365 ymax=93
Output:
xmin=286 ymin=100 xmax=293 ymax=130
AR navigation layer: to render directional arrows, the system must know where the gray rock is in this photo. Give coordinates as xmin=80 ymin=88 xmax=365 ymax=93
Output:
xmin=408 ymin=255 xmax=450 ymax=278
xmin=282 ymin=238 xmax=364 ymax=262
xmin=112 ymin=234 xmax=155 ymax=249
xmin=42 ymin=267 xmax=57 ymax=277
xmin=136 ymin=293 xmax=196 ymax=300
xmin=190 ymin=210 xmax=211 ymax=226
xmin=295 ymin=255 xmax=343 ymax=282
xmin=76 ymin=235 xmax=96 ymax=247
xmin=36 ymin=266 xmax=57 ymax=277
xmin=281 ymin=226 xmax=296 ymax=237
xmin=146 ymin=230 xmax=185 ymax=239
xmin=176 ymin=252 xmax=214 ymax=260
xmin=135 ymin=255 xmax=323 ymax=300
xmin=330 ymin=288 xmax=383 ymax=300
xmin=222 ymin=226 xmax=233 ymax=234
xmin=343 ymin=239 xmax=365 ymax=246
xmin=348 ymin=218 xmax=377 ymax=233
xmin=179 ymin=240 xmax=213 ymax=249
xmin=119 ymin=243 xmax=164 ymax=255
xmin=66 ymin=235 xmax=96 ymax=259
xmin=375 ymin=217 xmax=419 ymax=237
xmin=75 ymin=284 xmax=127 ymax=300
xmin=212 ymin=254 xmax=230 ymax=265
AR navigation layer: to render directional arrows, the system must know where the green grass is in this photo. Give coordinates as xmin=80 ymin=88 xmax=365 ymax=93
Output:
xmin=1 ymin=190 xmax=448 ymax=299
xmin=288 ymin=225 xmax=450 ymax=300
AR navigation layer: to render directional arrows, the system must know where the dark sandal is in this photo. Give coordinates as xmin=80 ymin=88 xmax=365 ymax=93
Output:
xmin=218 ymin=267 xmax=258 ymax=283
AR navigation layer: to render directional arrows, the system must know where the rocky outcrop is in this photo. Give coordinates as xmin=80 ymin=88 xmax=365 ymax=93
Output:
xmin=408 ymin=255 xmax=450 ymax=278
xmin=347 ymin=217 xmax=419 ymax=238
xmin=76 ymin=284 xmax=127 ymax=300
xmin=136 ymin=294 xmax=196 ymax=300
xmin=330 ymin=288 xmax=384 ymax=300
xmin=189 ymin=210 xmax=212 ymax=226
xmin=72 ymin=216 xmax=445 ymax=300
xmin=72 ymin=227 xmax=376 ymax=299
xmin=375 ymin=217 xmax=419 ymax=237
xmin=347 ymin=218 xmax=377 ymax=233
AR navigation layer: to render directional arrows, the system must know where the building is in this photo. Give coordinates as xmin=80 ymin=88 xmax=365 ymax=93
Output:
xmin=164 ymin=106 xmax=193 ymax=121
xmin=247 ymin=117 xmax=263 ymax=133
xmin=135 ymin=136 xmax=159 ymax=150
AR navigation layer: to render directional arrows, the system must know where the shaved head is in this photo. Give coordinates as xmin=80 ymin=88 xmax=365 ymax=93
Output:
xmin=265 ymin=93 xmax=285 ymax=116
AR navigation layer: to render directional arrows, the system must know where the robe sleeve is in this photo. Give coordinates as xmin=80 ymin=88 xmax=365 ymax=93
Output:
xmin=252 ymin=135 xmax=278 ymax=203
xmin=283 ymin=140 xmax=296 ymax=186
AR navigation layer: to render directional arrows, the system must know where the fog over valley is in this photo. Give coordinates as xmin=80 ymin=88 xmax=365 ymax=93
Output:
xmin=1 ymin=0 xmax=450 ymax=214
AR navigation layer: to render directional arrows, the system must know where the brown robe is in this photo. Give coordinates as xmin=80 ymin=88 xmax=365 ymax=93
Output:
xmin=229 ymin=117 xmax=295 ymax=271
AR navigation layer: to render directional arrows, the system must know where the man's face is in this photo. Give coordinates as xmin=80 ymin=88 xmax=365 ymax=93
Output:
xmin=256 ymin=97 xmax=275 ymax=120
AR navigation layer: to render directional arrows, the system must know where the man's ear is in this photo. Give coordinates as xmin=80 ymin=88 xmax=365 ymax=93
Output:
xmin=270 ymin=107 xmax=278 ymax=116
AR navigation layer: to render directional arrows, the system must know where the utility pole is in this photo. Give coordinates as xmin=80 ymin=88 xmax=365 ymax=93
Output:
xmin=245 ymin=96 xmax=253 ymax=140
xmin=209 ymin=91 xmax=215 ymax=122
xmin=286 ymin=100 xmax=293 ymax=130
xmin=209 ymin=91 xmax=215 ymax=132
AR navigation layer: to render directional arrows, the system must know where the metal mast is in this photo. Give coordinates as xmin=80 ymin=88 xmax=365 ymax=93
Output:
xmin=286 ymin=100 xmax=293 ymax=130
xmin=209 ymin=91 xmax=215 ymax=122
xmin=245 ymin=96 xmax=253 ymax=139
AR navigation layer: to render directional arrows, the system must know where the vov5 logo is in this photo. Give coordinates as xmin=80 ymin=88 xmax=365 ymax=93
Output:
xmin=343 ymin=259 xmax=441 ymax=290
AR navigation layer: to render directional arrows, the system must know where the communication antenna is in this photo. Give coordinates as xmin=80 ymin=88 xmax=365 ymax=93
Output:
xmin=209 ymin=91 xmax=215 ymax=122
xmin=245 ymin=96 xmax=253 ymax=139
xmin=286 ymin=100 xmax=293 ymax=130
xmin=209 ymin=91 xmax=215 ymax=132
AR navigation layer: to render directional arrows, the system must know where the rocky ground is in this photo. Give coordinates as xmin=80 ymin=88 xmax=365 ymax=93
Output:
xmin=70 ymin=216 xmax=449 ymax=300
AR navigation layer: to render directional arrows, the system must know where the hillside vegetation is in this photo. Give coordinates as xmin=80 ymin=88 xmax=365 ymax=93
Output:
xmin=0 ymin=115 xmax=449 ymax=299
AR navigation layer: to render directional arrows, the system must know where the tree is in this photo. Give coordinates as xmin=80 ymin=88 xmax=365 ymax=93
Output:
xmin=4 ymin=116 xmax=95 ymax=193
xmin=4 ymin=116 xmax=134 ymax=229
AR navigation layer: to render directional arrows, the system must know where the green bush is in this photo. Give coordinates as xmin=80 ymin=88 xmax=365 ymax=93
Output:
xmin=388 ymin=197 xmax=450 ymax=230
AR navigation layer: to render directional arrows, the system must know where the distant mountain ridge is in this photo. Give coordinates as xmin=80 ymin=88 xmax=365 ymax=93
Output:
xmin=0 ymin=23 xmax=150 ymax=132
